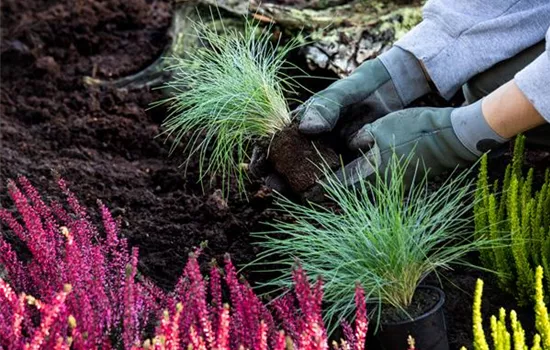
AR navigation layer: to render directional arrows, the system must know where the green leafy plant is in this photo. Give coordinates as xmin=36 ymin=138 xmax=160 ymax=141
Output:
xmin=157 ymin=15 xmax=301 ymax=197
xmin=252 ymin=152 xmax=492 ymax=332
xmin=475 ymin=135 xmax=550 ymax=305
xmin=462 ymin=266 xmax=550 ymax=350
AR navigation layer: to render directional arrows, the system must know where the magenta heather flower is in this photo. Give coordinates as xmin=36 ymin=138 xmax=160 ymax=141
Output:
xmin=353 ymin=284 xmax=368 ymax=350
xmin=0 ymin=177 xmax=156 ymax=348
xmin=0 ymin=177 xmax=370 ymax=349
xmin=26 ymin=284 xmax=71 ymax=350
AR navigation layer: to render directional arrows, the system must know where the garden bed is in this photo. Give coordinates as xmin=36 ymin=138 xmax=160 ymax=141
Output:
xmin=1 ymin=0 xmax=549 ymax=348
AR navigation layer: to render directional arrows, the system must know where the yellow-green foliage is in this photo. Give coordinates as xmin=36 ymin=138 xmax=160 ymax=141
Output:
xmin=475 ymin=135 xmax=550 ymax=305
xmin=462 ymin=266 xmax=550 ymax=350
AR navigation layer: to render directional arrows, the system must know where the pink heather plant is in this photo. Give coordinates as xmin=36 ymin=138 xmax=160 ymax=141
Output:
xmin=0 ymin=176 xmax=370 ymax=349
xmin=0 ymin=176 xmax=162 ymax=349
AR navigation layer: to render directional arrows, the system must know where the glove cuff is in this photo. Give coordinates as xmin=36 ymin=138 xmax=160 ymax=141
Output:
xmin=379 ymin=47 xmax=432 ymax=106
xmin=451 ymin=100 xmax=509 ymax=157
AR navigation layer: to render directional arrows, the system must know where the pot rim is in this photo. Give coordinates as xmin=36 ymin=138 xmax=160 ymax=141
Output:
xmin=380 ymin=285 xmax=445 ymax=326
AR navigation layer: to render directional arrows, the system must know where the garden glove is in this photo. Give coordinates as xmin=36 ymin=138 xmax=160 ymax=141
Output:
xmin=250 ymin=47 xmax=432 ymax=194
xmin=298 ymin=47 xmax=432 ymax=139
xmin=334 ymin=99 xmax=509 ymax=186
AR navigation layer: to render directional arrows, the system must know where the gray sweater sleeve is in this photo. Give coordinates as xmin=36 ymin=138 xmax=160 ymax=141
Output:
xmin=515 ymin=28 xmax=550 ymax=122
xmin=394 ymin=0 xmax=550 ymax=114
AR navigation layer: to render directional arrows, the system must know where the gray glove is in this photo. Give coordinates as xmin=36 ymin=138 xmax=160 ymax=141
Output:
xmin=250 ymin=47 xmax=433 ymax=194
xmin=298 ymin=47 xmax=432 ymax=139
xmin=333 ymin=99 xmax=509 ymax=186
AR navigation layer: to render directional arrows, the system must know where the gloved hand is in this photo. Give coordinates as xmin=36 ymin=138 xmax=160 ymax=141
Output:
xmin=331 ymin=100 xmax=509 ymax=186
xmin=298 ymin=47 xmax=432 ymax=139
xmin=249 ymin=47 xmax=434 ymax=193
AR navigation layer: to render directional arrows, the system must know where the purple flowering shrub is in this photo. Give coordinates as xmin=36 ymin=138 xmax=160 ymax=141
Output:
xmin=0 ymin=177 xmax=368 ymax=349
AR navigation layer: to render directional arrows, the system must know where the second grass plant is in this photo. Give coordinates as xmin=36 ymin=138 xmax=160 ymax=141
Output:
xmin=159 ymin=17 xmax=299 ymax=196
xmin=253 ymin=153 xmax=492 ymax=332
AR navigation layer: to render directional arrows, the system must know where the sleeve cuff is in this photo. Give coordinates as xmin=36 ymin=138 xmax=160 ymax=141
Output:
xmin=395 ymin=16 xmax=550 ymax=102
xmin=515 ymin=53 xmax=550 ymax=123
xmin=378 ymin=46 xmax=432 ymax=106
xmin=394 ymin=19 xmax=460 ymax=100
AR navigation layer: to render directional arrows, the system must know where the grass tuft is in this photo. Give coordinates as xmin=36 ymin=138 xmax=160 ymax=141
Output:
xmin=156 ymin=14 xmax=301 ymax=197
xmin=252 ymin=152 xmax=494 ymax=332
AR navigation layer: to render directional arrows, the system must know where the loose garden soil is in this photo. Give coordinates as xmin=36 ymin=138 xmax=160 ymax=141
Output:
xmin=268 ymin=122 xmax=340 ymax=194
xmin=379 ymin=287 xmax=440 ymax=324
xmin=1 ymin=1 xmax=549 ymax=348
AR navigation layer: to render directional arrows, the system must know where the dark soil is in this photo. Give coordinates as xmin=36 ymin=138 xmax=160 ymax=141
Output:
xmin=0 ymin=0 xmax=281 ymax=290
xmin=1 ymin=1 xmax=549 ymax=349
xmin=437 ymin=265 xmax=537 ymax=349
xmin=380 ymin=287 xmax=440 ymax=324
xmin=268 ymin=123 xmax=340 ymax=194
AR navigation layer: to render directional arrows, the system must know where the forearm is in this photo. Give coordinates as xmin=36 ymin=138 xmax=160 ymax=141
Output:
xmin=482 ymin=80 xmax=547 ymax=139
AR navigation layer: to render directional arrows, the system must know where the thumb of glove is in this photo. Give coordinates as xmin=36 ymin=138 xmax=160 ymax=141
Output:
xmin=348 ymin=123 xmax=376 ymax=151
xmin=297 ymin=99 xmax=336 ymax=135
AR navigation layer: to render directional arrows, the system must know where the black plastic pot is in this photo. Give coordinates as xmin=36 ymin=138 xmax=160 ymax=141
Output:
xmin=370 ymin=285 xmax=449 ymax=350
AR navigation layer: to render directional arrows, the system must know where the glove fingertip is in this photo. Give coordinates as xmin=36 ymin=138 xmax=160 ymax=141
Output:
xmin=265 ymin=173 xmax=289 ymax=193
xmin=298 ymin=112 xmax=331 ymax=134
xmin=332 ymin=152 xmax=380 ymax=188
xmin=349 ymin=127 xmax=375 ymax=150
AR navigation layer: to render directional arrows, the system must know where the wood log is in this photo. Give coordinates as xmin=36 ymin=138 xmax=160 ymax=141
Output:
xmin=200 ymin=0 xmax=423 ymax=76
xmin=83 ymin=0 xmax=423 ymax=87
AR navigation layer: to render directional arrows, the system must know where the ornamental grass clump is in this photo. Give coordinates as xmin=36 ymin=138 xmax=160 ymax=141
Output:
xmin=252 ymin=152 xmax=492 ymax=330
xmin=462 ymin=266 xmax=550 ymax=350
xmin=475 ymin=135 xmax=550 ymax=305
xmin=0 ymin=176 xmax=370 ymax=349
xmin=158 ymin=17 xmax=300 ymax=196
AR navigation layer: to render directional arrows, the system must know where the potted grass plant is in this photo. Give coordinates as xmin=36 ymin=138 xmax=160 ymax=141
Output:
xmin=251 ymin=153 xmax=493 ymax=350
xmin=157 ymin=16 xmax=339 ymax=198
